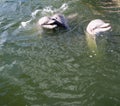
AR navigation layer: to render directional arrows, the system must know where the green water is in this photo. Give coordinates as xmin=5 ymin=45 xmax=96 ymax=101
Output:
xmin=0 ymin=0 xmax=120 ymax=106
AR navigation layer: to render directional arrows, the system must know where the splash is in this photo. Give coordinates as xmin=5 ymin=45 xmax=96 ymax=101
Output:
xmin=41 ymin=3 xmax=68 ymax=15
xmin=31 ymin=9 xmax=42 ymax=19
xmin=19 ymin=3 xmax=69 ymax=30
xmin=42 ymin=6 xmax=54 ymax=15
xmin=19 ymin=19 xmax=32 ymax=28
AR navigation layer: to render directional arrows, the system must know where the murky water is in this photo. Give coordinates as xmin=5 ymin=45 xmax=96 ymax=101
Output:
xmin=0 ymin=0 xmax=120 ymax=106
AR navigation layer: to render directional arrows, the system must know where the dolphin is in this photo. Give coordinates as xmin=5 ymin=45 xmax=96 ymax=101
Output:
xmin=86 ymin=19 xmax=112 ymax=52
xmin=86 ymin=19 xmax=111 ymax=37
xmin=38 ymin=14 xmax=69 ymax=30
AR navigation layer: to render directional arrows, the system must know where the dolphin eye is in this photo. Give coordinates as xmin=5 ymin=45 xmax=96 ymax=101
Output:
xmin=51 ymin=17 xmax=58 ymax=21
xmin=93 ymin=26 xmax=97 ymax=30
xmin=51 ymin=18 xmax=55 ymax=20
xmin=55 ymin=17 xmax=57 ymax=19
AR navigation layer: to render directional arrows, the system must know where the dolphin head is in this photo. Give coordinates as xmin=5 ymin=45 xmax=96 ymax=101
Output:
xmin=38 ymin=14 xmax=69 ymax=30
xmin=86 ymin=19 xmax=111 ymax=36
xmin=38 ymin=16 xmax=57 ymax=29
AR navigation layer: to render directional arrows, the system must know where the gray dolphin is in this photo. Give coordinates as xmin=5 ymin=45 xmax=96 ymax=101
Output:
xmin=86 ymin=19 xmax=111 ymax=36
xmin=38 ymin=14 xmax=69 ymax=30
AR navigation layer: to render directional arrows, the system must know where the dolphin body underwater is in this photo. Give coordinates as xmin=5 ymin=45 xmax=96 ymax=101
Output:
xmin=38 ymin=14 xmax=69 ymax=30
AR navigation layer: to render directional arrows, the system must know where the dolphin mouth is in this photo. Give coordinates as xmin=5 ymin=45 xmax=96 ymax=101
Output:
xmin=40 ymin=18 xmax=66 ymax=29
xmin=41 ymin=19 xmax=58 ymax=29
xmin=46 ymin=19 xmax=56 ymax=25
xmin=99 ymin=23 xmax=111 ymax=30
xmin=92 ymin=23 xmax=112 ymax=35
xmin=42 ymin=18 xmax=64 ymax=28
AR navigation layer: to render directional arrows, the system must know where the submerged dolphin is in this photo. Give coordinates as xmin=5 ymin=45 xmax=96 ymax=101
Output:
xmin=86 ymin=19 xmax=112 ymax=52
xmin=38 ymin=14 xmax=69 ymax=30
xmin=86 ymin=19 xmax=111 ymax=37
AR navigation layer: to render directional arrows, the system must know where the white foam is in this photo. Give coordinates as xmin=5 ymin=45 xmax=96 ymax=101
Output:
xmin=42 ymin=6 xmax=54 ymax=15
xmin=41 ymin=3 xmax=69 ymax=15
xmin=31 ymin=9 xmax=42 ymax=18
xmin=19 ymin=19 xmax=32 ymax=28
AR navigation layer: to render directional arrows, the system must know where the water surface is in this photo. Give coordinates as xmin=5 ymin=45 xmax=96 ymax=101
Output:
xmin=0 ymin=0 xmax=120 ymax=106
